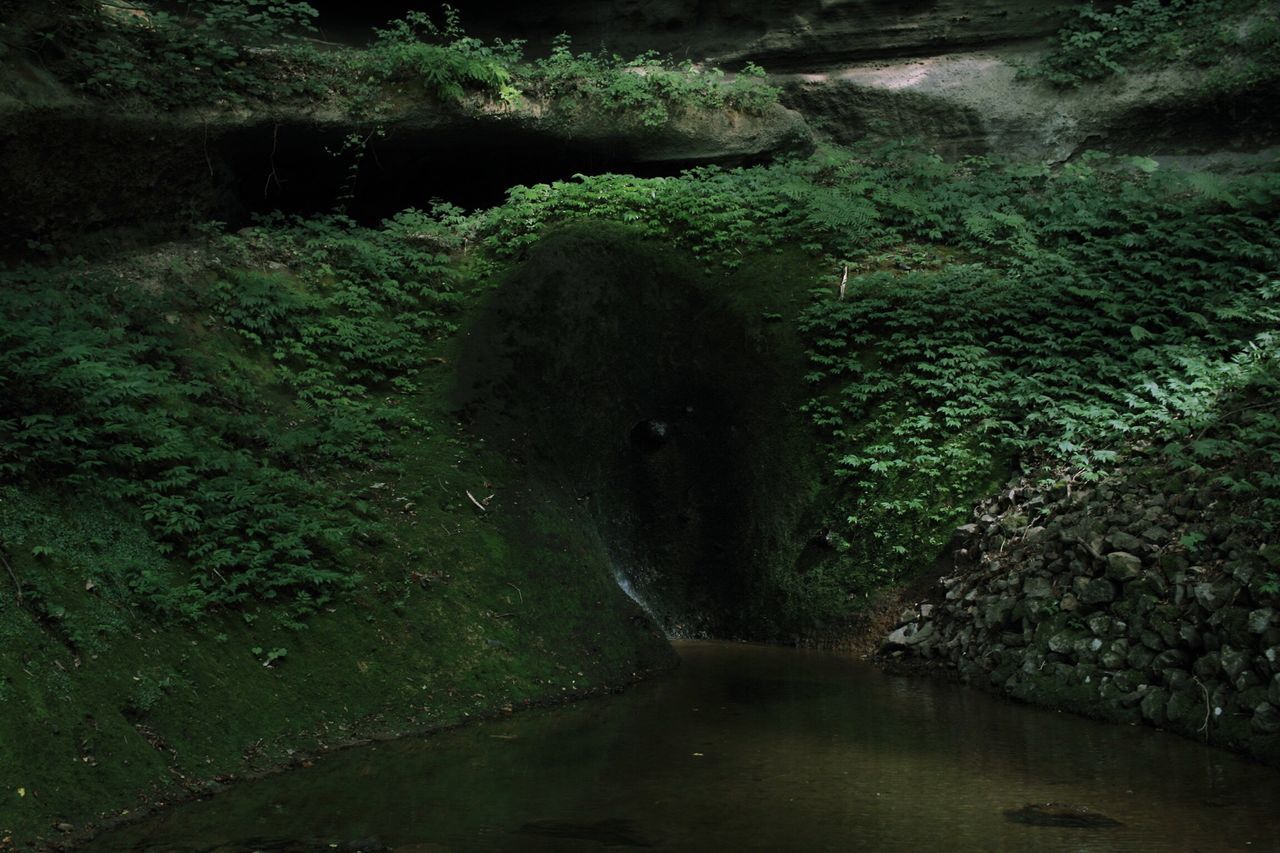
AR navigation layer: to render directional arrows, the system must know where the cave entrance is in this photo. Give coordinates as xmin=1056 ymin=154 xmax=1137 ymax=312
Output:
xmin=453 ymin=225 xmax=820 ymax=637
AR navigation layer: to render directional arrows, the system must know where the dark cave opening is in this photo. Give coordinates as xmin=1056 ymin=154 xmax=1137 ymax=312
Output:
xmin=0 ymin=111 xmax=775 ymax=255
xmin=452 ymin=226 xmax=821 ymax=638
xmin=225 ymin=120 xmax=757 ymax=224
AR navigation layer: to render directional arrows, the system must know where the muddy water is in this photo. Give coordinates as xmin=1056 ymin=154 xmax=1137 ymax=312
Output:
xmin=97 ymin=641 xmax=1280 ymax=851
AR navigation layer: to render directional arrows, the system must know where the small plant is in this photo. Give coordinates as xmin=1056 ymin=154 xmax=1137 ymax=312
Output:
xmin=251 ymin=646 xmax=288 ymax=667
xmin=1180 ymin=531 xmax=1209 ymax=551
xmin=526 ymin=37 xmax=779 ymax=127
xmin=369 ymin=6 xmax=524 ymax=104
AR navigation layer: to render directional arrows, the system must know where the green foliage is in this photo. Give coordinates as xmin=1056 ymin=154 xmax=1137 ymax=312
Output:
xmin=1152 ymin=345 xmax=1280 ymax=538
xmin=526 ymin=35 xmax=779 ymax=126
xmin=61 ymin=0 xmax=320 ymax=106
xmin=470 ymin=146 xmax=1280 ymax=611
xmin=369 ymin=5 xmax=524 ymax=104
xmin=0 ymin=210 xmax=463 ymax=615
xmin=1027 ymin=0 xmax=1279 ymax=88
xmin=42 ymin=2 xmax=777 ymax=120
xmin=5 ymin=138 xmax=1277 ymax=628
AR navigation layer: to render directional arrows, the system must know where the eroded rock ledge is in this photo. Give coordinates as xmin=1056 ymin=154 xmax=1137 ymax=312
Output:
xmin=883 ymin=474 xmax=1280 ymax=765
xmin=0 ymin=96 xmax=810 ymax=252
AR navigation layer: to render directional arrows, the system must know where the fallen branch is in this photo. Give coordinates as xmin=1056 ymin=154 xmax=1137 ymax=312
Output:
xmin=465 ymin=490 xmax=487 ymax=512
xmin=507 ymin=582 xmax=523 ymax=604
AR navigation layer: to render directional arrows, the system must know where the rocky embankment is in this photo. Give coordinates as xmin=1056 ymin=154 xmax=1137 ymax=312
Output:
xmin=883 ymin=474 xmax=1280 ymax=764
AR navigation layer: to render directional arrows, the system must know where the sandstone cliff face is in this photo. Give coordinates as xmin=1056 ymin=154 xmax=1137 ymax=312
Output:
xmin=414 ymin=0 xmax=1073 ymax=68
xmin=781 ymin=49 xmax=1280 ymax=161
xmin=884 ymin=475 xmax=1280 ymax=765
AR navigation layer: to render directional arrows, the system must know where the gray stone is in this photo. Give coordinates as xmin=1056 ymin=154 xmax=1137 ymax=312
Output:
xmin=1087 ymin=614 xmax=1121 ymax=638
xmin=1234 ymin=670 xmax=1262 ymax=692
xmin=1127 ymin=644 xmax=1156 ymax=670
xmin=1048 ymin=632 xmax=1078 ymax=655
xmin=1106 ymin=551 xmax=1143 ymax=582
xmin=1105 ymin=531 xmax=1144 ymax=554
xmin=885 ymin=623 xmax=921 ymax=648
xmin=1194 ymin=580 xmax=1238 ymax=612
xmin=1140 ymin=525 xmax=1171 ymax=544
xmin=1023 ymin=576 xmax=1053 ymax=598
xmin=982 ymin=598 xmax=1015 ymax=628
xmin=1193 ymin=652 xmax=1221 ymax=679
xmin=1150 ymin=648 xmax=1189 ymax=670
xmin=1059 ymin=593 xmax=1079 ymax=612
xmin=1239 ymin=686 xmax=1270 ymax=710
xmin=1141 ymin=687 xmax=1169 ymax=724
xmin=1270 ymin=673 xmax=1280 ymax=706
xmin=1112 ymin=670 xmax=1141 ymax=693
xmin=1231 ymin=562 xmax=1257 ymax=586
xmin=1220 ymin=646 xmax=1249 ymax=682
xmin=1252 ymin=702 xmax=1280 ymax=734
xmin=1074 ymin=636 xmax=1104 ymax=663
xmin=1079 ymin=578 xmax=1117 ymax=606
xmin=1024 ymin=525 xmax=1048 ymax=543
xmin=1100 ymin=647 xmax=1127 ymax=669
xmin=1164 ymin=668 xmax=1192 ymax=691
xmin=1249 ymin=608 xmax=1276 ymax=635
xmin=1167 ymin=689 xmax=1203 ymax=729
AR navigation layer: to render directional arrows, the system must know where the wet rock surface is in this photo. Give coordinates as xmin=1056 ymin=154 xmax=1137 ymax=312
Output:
xmin=882 ymin=468 xmax=1280 ymax=765
xmin=1003 ymin=803 xmax=1122 ymax=829
xmin=519 ymin=818 xmax=655 ymax=847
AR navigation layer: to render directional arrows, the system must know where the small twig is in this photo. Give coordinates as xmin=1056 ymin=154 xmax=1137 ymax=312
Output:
xmin=465 ymin=490 xmax=487 ymax=512
xmin=838 ymin=265 xmax=849 ymax=301
xmin=507 ymin=582 xmax=523 ymax=604
xmin=0 ymin=548 xmax=22 ymax=604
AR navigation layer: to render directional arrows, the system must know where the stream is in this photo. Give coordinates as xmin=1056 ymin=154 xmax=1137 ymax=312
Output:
xmin=96 ymin=641 xmax=1280 ymax=852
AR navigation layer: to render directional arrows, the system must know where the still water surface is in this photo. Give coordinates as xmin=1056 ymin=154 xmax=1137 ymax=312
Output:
xmin=99 ymin=641 xmax=1280 ymax=852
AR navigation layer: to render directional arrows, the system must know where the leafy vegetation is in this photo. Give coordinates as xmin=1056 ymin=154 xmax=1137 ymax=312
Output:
xmin=50 ymin=0 xmax=322 ymax=105
xmin=33 ymin=1 xmax=778 ymax=121
xmin=1027 ymin=0 xmax=1280 ymax=89
xmin=4 ymin=140 xmax=1277 ymax=626
xmin=368 ymin=6 xmax=523 ymax=105
xmin=0 ymin=209 xmax=464 ymax=616
xmin=464 ymin=147 xmax=1280 ymax=614
xmin=525 ymin=35 xmax=778 ymax=127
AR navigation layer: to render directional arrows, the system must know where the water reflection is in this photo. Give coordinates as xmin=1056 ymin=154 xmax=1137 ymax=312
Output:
xmin=98 ymin=641 xmax=1280 ymax=852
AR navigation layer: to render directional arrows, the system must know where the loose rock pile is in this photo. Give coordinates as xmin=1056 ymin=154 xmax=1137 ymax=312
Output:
xmin=883 ymin=473 xmax=1280 ymax=764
